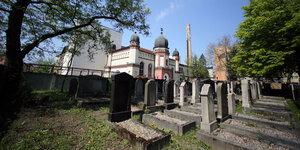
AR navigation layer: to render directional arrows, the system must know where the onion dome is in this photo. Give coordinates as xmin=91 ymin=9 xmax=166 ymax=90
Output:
xmin=130 ymin=32 xmax=140 ymax=44
xmin=172 ymin=48 xmax=179 ymax=56
xmin=154 ymin=33 xmax=168 ymax=48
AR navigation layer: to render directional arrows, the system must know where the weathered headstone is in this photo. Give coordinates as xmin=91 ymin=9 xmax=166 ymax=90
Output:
xmin=200 ymin=84 xmax=218 ymax=133
xmin=134 ymin=78 xmax=144 ymax=103
xmin=164 ymin=80 xmax=174 ymax=103
xmin=108 ymin=72 xmax=133 ymax=122
xmin=77 ymin=75 xmax=108 ymax=98
xmin=228 ymin=93 xmax=236 ymax=115
xmin=174 ymin=80 xmax=181 ymax=97
xmin=242 ymin=79 xmax=251 ymax=109
xmin=155 ymin=79 xmax=164 ymax=100
xmin=250 ymin=81 xmax=258 ymax=100
xmin=69 ymin=78 xmax=78 ymax=97
xmin=191 ymin=79 xmax=200 ymax=104
xmin=144 ymin=80 xmax=156 ymax=106
xmin=217 ymin=82 xmax=229 ymax=122
xmin=257 ymin=82 xmax=262 ymax=99
xmin=179 ymin=82 xmax=188 ymax=106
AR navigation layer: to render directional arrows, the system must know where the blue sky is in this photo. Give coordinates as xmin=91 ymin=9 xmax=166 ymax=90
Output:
xmin=119 ymin=0 xmax=249 ymax=64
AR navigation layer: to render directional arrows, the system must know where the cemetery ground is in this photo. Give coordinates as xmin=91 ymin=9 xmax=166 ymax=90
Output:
xmin=0 ymin=90 xmax=213 ymax=150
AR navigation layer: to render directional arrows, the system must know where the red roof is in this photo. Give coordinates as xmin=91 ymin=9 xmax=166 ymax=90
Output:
xmin=139 ymin=48 xmax=153 ymax=54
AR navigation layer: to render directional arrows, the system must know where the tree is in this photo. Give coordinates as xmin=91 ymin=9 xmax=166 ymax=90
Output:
xmin=205 ymin=43 xmax=216 ymax=67
xmin=231 ymin=0 xmax=300 ymax=79
xmin=0 ymin=0 xmax=150 ymax=131
xmin=190 ymin=54 xmax=209 ymax=79
xmin=34 ymin=57 xmax=55 ymax=73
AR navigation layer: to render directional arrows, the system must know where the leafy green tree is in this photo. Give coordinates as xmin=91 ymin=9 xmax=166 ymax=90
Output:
xmin=231 ymin=0 xmax=300 ymax=79
xmin=0 ymin=0 xmax=150 ymax=131
xmin=34 ymin=57 xmax=55 ymax=73
xmin=190 ymin=54 xmax=209 ymax=79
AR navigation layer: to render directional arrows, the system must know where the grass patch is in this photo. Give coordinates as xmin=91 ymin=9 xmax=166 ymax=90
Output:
xmin=0 ymin=90 xmax=130 ymax=149
xmin=236 ymin=103 xmax=242 ymax=113
xmin=286 ymin=99 xmax=300 ymax=127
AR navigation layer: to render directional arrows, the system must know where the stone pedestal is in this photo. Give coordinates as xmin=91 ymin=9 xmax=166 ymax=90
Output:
xmin=180 ymin=82 xmax=188 ymax=106
xmin=200 ymin=84 xmax=218 ymax=133
xmin=242 ymin=79 xmax=251 ymax=108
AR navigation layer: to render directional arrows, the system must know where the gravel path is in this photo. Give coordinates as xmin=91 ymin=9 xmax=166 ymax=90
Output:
xmin=226 ymin=119 xmax=298 ymax=141
xmin=117 ymin=119 xmax=163 ymax=141
xmin=216 ymin=129 xmax=288 ymax=150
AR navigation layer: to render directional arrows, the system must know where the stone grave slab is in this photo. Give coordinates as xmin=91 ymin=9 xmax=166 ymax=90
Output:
xmin=164 ymin=109 xmax=202 ymax=126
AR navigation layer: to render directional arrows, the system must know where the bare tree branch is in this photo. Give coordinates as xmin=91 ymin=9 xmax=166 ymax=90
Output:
xmin=0 ymin=7 xmax=11 ymax=12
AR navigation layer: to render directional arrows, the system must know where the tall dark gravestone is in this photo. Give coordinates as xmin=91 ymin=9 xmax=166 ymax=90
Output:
xmin=76 ymin=75 xmax=108 ymax=98
xmin=217 ymin=82 xmax=229 ymax=122
xmin=134 ymin=78 xmax=144 ymax=103
xmin=186 ymin=81 xmax=192 ymax=96
xmin=69 ymin=78 xmax=78 ymax=97
xmin=108 ymin=73 xmax=133 ymax=122
xmin=164 ymin=80 xmax=174 ymax=103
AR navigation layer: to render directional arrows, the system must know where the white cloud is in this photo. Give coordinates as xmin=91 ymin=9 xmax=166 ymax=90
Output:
xmin=156 ymin=1 xmax=182 ymax=22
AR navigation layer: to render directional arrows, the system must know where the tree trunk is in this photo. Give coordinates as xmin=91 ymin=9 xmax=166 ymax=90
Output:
xmin=1 ymin=0 xmax=31 ymax=133
xmin=61 ymin=54 xmax=74 ymax=92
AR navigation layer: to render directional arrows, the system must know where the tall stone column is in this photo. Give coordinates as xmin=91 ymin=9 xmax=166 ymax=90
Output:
xmin=191 ymin=79 xmax=200 ymax=104
xmin=242 ymin=79 xmax=251 ymax=109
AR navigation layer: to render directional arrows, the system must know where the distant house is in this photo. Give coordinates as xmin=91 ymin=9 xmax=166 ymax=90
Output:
xmin=214 ymin=47 xmax=230 ymax=81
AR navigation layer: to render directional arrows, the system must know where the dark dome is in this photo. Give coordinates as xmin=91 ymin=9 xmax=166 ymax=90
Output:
xmin=172 ymin=48 xmax=179 ymax=56
xmin=154 ymin=34 xmax=168 ymax=48
xmin=130 ymin=32 xmax=140 ymax=44
xmin=111 ymin=44 xmax=116 ymax=51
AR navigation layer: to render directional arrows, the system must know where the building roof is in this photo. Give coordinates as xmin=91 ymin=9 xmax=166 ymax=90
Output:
xmin=154 ymin=34 xmax=168 ymax=49
xmin=172 ymin=48 xmax=179 ymax=56
xmin=130 ymin=32 xmax=140 ymax=44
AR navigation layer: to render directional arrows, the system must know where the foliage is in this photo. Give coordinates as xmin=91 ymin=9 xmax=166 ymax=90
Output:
xmin=286 ymin=99 xmax=300 ymax=127
xmin=190 ymin=54 xmax=209 ymax=79
xmin=231 ymin=0 xmax=300 ymax=78
xmin=236 ymin=103 xmax=243 ymax=113
xmin=33 ymin=57 xmax=55 ymax=73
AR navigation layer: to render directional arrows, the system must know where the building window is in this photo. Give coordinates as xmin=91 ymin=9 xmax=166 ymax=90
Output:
xmin=148 ymin=64 xmax=152 ymax=77
xmin=139 ymin=62 xmax=144 ymax=76
xmin=166 ymin=59 xmax=168 ymax=66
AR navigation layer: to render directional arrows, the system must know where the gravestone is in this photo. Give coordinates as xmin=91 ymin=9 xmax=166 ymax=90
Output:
xmin=174 ymin=80 xmax=181 ymax=97
xmin=217 ymin=82 xmax=229 ymax=122
xmin=250 ymin=81 xmax=258 ymax=100
xmin=144 ymin=80 xmax=156 ymax=106
xmin=200 ymin=84 xmax=218 ymax=133
xmin=191 ymin=79 xmax=200 ymax=104
xmin=155 ymin=79 xmax=164 ymax=99
xmin=186 ymin=81 xmax=192 ymax=96
xmin=257 ymin=82 xmax=262 ymax=99
xmin=242 ymin=79 xmax=251 ymax=109
xmin=164 ymin=80 xmax=174 ymax=103
xmin=179 ymin=82 xmax=188 ymax=106
xmin=77 ymin=75 xmax=108 ymax=98
xmin=69 ymin=78 xmax=78 ymax=97
xmin=228 ymin=93 xmax=236 ymax=115
xmin=108 ymin=72 xmax=133 ymax=122
xmin=134 ymin=78 xmax=144 ymax=103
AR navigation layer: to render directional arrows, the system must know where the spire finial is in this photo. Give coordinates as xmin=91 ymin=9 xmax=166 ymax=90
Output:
xmin=160 ymin=28 xmax=163 ymax=35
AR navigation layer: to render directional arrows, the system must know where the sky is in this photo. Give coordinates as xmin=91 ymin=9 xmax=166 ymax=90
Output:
xmin=114 ymin=0 xmax=249 ymax=64
xmin=47 ymin=0 xmax=249 ymax=64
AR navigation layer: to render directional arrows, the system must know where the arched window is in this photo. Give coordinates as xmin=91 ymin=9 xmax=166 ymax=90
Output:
xmin=139 ymin=62 xmax=144 ymax=76
xmin=148 ymin=64 xmax=152 ymax=77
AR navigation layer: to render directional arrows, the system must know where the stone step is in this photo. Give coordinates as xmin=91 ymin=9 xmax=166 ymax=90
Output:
xmin=198 ymin=128 xmax=291 ymax=150
xmin=259 ymin=98 xmax=287 ymax=104
xmin=115 ymin=119 xmax=171 ymax=149
xmin=164 ymin=109 xmax=202 ymax=126
xmin=222 ymin=119 xmax=300 ymax=149
xmin=232 ymin=113 xmax=296 ymax=133
xmin=253 ymin=101 xmax=287 ymax=111
xmin=143 ymin=112 xmax=196 ymax=135
xmin=180 ymin=105 xmax=202 ymax=114
xmin=262 ymin=96 xmax=285 ymax=100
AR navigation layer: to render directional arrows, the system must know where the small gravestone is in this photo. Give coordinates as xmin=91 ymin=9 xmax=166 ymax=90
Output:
xmin=134 ymin=78 xmax=144 ymax=103
xmin=174 ymin=80 xmax=181 ymax=97
xmin=257 ymin=82 xmax=262 ymax=99
xmin=179 ymin=82 xmax=188 ymax=106
xmin=228 ymin=93 xmax=236 ymax=115
xmin=144 ymin=80 xmax=156 ymax=106
xmin=69 ymin=78 xmax=78 ymax=97
xmin=108 ymin=72 xmax=133 ymax=122
xmin=200 ymin=84 xmax=218 ymax=133
xmin=217 ymin=82 xmax=229 ymax=122
xmin=242 ymin=79 xmax=251 ymax=109
xmin=156 ymin=79 xmax=164 ymax=100
xmin=164 ymin=80 xmax=174 ymax=103
xmin=191 ymin=79 xmax=200 ymax=104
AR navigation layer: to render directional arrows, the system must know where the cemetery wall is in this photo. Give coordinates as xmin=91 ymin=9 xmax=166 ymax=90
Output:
xmin=23 ymin=72 xmax=78 ymax=90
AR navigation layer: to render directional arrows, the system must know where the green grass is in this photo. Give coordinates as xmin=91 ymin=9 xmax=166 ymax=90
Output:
xmin=286 ymin=99 xmax=300 ymax=127
xmin=236 ymin=103 xmax=242 ymax=113
xmin=0 ymin=90 xmax=130 ymax=149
